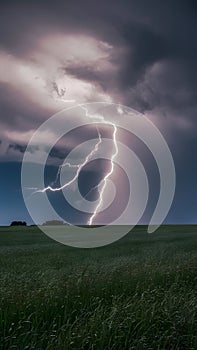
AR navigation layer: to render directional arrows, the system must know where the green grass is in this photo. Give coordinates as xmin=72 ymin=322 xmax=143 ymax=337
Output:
xmin=0 ymin=225 xmax=196 ymax=349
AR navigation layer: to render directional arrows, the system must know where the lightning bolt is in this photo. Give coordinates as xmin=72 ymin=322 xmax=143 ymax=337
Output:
xmin=88 ymin=123 xmax=118 ymax=225
xmin=51 ymin=161 xmax=80 ymax=188
xmin=79 ymin=106 xmax=118 ymax=225
xmin=34 ymin=125 xmax=102 ymax=193
xmin=32 ymin=104 xmax=119 ymax=225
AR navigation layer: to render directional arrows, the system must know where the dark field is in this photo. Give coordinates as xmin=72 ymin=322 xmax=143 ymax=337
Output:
xmin=0 ymin=225 xmax=196 ymax=349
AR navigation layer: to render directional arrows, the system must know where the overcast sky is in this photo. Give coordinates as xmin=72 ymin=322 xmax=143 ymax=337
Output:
xmin=0 ymin=0 xmax=197 ymax=225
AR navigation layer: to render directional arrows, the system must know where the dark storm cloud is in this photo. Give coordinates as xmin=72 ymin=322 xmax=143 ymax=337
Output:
xmin=0 ymin=0 xmax=116 ymax=57
xmin=63 ymin=64 xmax=113 ymax=92
xmin=0 ymin=0 xmax=197 ymax=151
xmin=0 ymin=0 xmax=197 ymax=226
xmin=64 ymin=65 xmax=104 ymax=85
xmin=118 ymin=23 xmax=172 ymax=88
xmin=8 ymin=143 xmax=26 ymax=153
xmin=0 ymin=83 xmax=51 ymax=131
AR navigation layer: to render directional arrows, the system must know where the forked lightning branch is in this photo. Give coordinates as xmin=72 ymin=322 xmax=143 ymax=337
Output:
xmin=33 ymin=105 xmax=119 ymax=225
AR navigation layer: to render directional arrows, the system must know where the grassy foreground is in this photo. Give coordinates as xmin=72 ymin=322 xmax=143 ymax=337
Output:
xmin=0 ymin=225 xmax=196 ymax=349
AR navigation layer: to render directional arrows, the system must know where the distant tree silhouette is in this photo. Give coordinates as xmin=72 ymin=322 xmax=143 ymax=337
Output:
xmin=10 ymin=221 xmax=27 ymax=226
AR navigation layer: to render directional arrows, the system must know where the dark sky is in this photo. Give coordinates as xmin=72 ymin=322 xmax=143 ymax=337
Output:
xmin=0 ymin=0 xmax=197 ymax=225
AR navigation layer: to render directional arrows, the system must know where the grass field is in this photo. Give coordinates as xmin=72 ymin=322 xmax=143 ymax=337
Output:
xmin=0 ymin=225 xmax=196 ymax=349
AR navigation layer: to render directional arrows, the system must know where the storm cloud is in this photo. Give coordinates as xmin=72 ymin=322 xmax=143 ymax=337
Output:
xmin=0 ymin=0 xmax=197 ymax=225
xmin=0 ymin=1 xmax=196 ymax=143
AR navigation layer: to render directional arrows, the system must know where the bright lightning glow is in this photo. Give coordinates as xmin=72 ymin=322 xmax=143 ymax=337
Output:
xmin=34 ymin=126 xmax=102 ymax=193
xmin=88 ymin=122 xmax=118 ymax=225
xmin=80 ymin=105 xmax=118 ymax=225
xmin=51 ymin=162 xmax=80 ymax=187
xmin=33 ymin=104 xmax=119 ymax=225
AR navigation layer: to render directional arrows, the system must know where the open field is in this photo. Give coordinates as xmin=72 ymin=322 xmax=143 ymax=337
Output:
xmin=0 ymin=225 xmax=196 ymax=349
